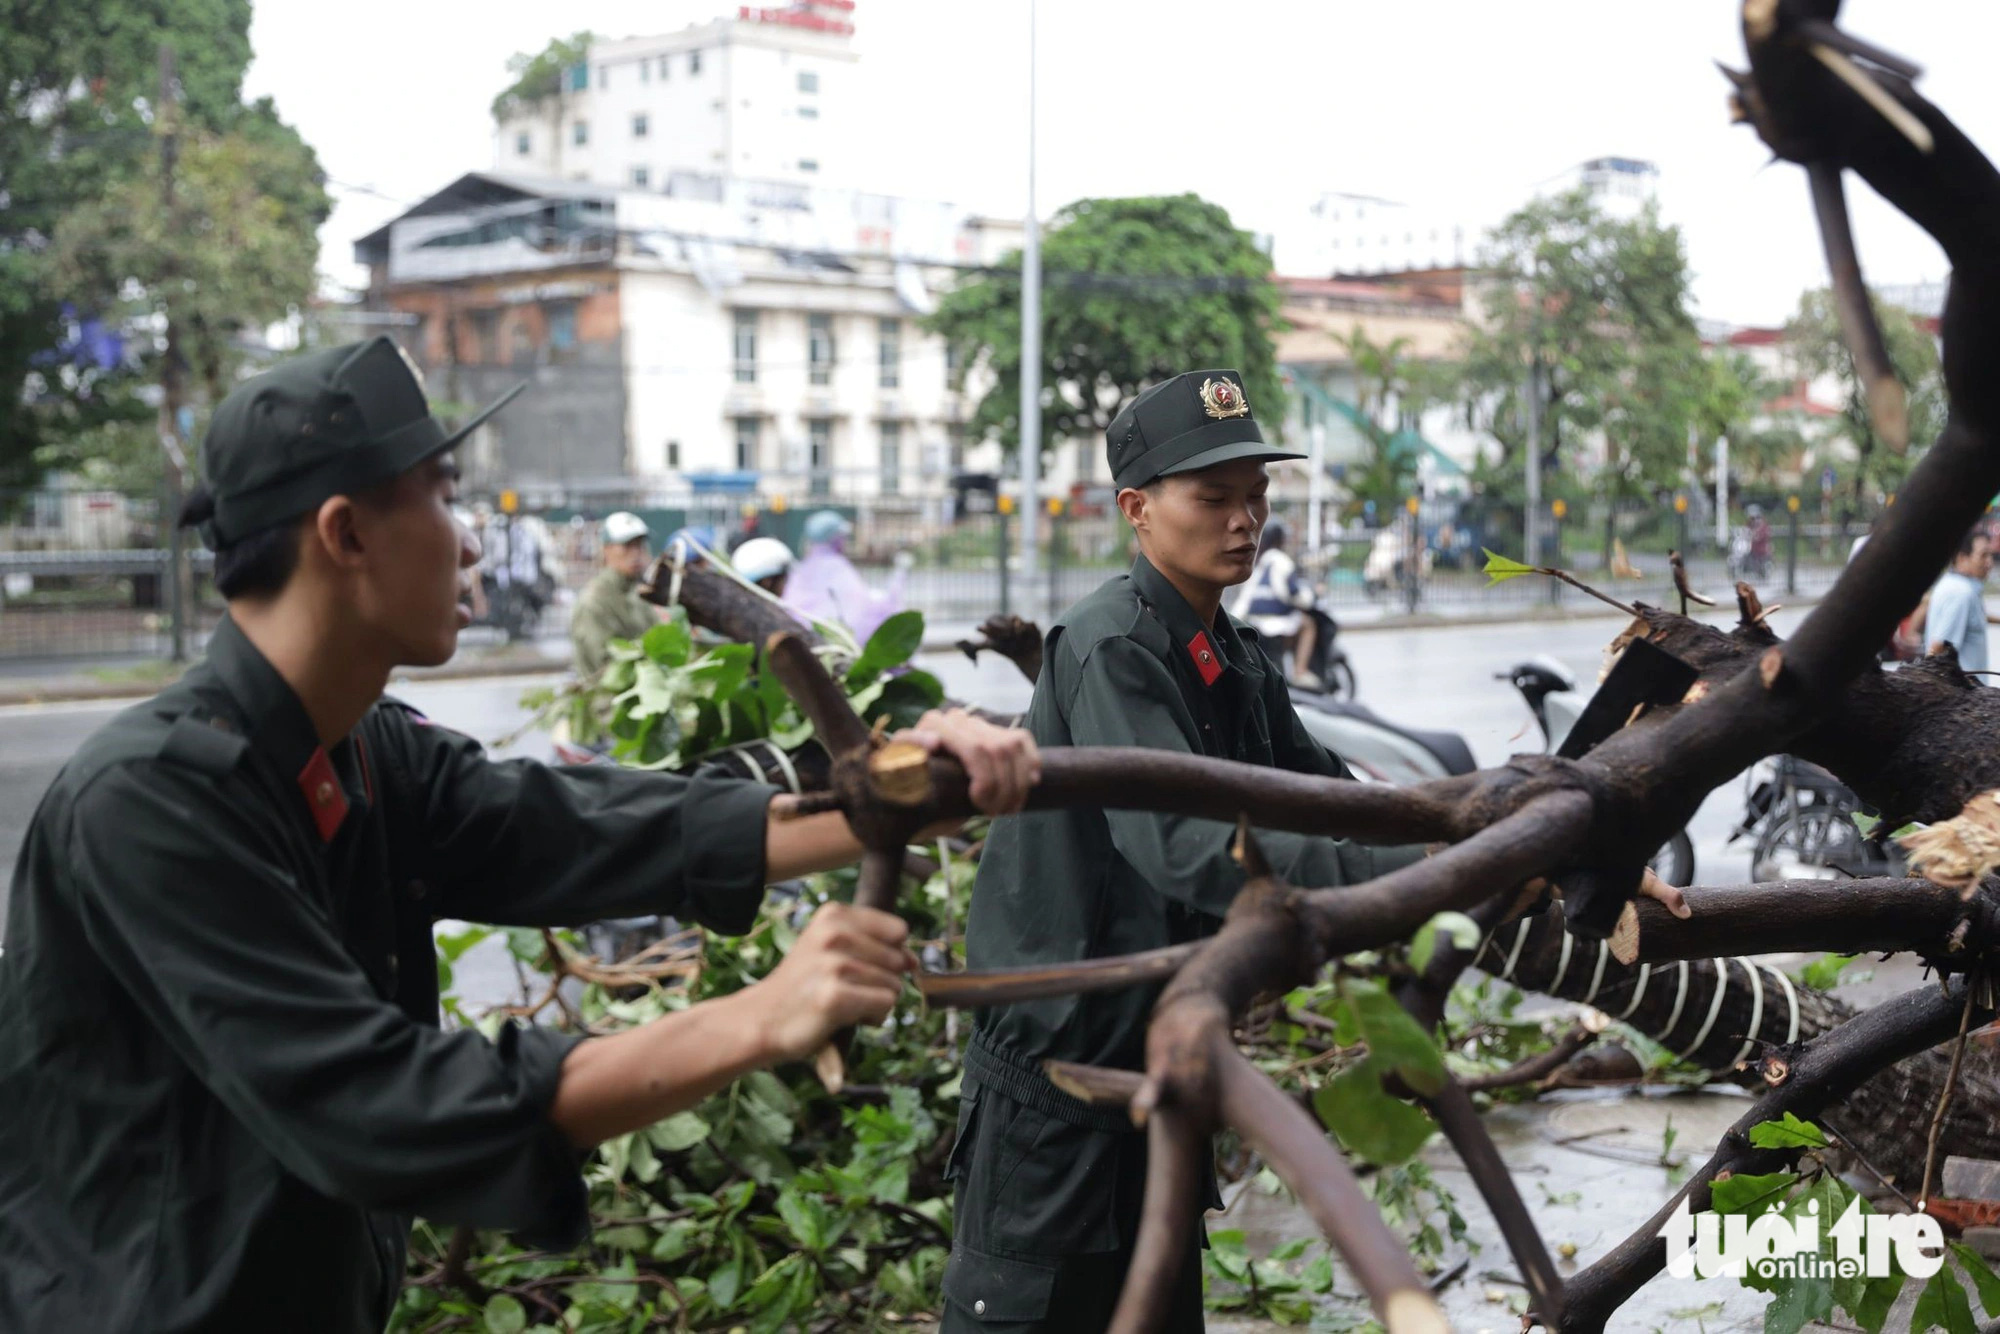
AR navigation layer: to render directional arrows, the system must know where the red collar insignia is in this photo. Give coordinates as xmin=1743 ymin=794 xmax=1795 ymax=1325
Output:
xmin=1187 ymin=631 xmax=1224 ymax=687
xmin=297 ymin=747 xmax=349 ymax=843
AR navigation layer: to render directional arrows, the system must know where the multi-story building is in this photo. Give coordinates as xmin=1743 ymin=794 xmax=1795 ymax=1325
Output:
xmin=492 ymin=3 xmax=859 ymax=191
xmin=353 ymin=169 xmax=1017 ymax=504
xmin=1274 ymin=157 xmax=1660 ymax=279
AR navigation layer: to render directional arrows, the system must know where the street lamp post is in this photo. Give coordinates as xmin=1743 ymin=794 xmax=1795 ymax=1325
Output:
xmin=1018 ymin=0 xmax=1041 ymax=584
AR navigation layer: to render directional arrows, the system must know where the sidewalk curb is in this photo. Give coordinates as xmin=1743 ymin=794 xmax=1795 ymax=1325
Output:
xmin=0 ymin=591 xmax=1834 ymax=708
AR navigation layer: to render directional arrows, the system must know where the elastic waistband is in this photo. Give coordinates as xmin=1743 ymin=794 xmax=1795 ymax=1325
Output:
xmin=963 ymin=1033 xmax=1142 ymax=1135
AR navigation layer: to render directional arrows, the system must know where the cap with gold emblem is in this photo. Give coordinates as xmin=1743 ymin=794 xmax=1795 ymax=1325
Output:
xmin=1104 ymin=368 xmax=1304 ymax=491
xmin=185 ymin=336 xmax=526 ymax=549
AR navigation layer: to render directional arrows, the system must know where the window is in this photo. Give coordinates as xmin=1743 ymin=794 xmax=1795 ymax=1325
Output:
xmin=797 ymin=105 xmax=819 ymax=119
xmin=798 ymin=158 xmax=819 ymax=173
xmin=660 ymin=55 xmax=669 ymax=79
xmin=573 ymin=120 xmax=589 ymax=147
xmin=879 ymin=421 xmax=902 ymax=496
xmin=689 ymin=49 xmax=702 ymax=75
xmin=567 ymin=62 xmax=589 ymax=92
xmin=877 ymin=318 xmax=900 ymax=389
xmin=597 ymin=65 xmax=607 ymax=89
xmin=732 ymin=309 xmax=758 ymax=384
xmin=807 ymin=313 xmax=834 ymax=386
xmin=667 ymin=440 xmax=682 ymax=470
xmin=807 ymin=419 xmax=833 ymax=496
xmin=515 ymin=130 xmax=531 ymax=156
xmin=641 ymin=59 xmax=651 ymax=84
xmin=734 ymin=417 xmax=761 ymax=472
xmin=630 ymin=165 xmax=650 ymax=188
xmin=798 ymin=70 xmax=819 ymax=93
xmin=546 ymin=302 xmax=577 ymax=352
xmin=632 ymin=112 xmax=649 ymax=138
xmin=947 ymin=423 xmax=967 ymax=472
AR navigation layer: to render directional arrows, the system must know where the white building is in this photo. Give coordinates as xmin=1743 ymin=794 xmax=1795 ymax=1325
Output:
xmin=355 ymin=170 xmax=1018 ymax=502
xmin=493 ymin=2 xmax=860 ymax=192
xmin=1273 ymin=157 xmax=1660 ymax=278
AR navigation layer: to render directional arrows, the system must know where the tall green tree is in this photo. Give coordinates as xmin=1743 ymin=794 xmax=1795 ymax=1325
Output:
xmin=1331 ymin=326 xmax=1457 ymax=519
xmin=1784 ymin=288 xmax=1944 ymax=514
xmin=0 ymin=0 xmax=327 ymax=491
xmin=1693 ymin=348 xmax=1808 ymax=494
xmin=927 ymin=194 xmax=1285 ymax=463
xmin=1454 ymin=189 xmax=1705 ymax=561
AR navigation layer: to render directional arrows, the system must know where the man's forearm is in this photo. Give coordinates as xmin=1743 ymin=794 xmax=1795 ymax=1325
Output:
xmin=549 ymin=988 xmax=776 ymax=1148
xmin=766 ymin=809 xmax=865 ymax=881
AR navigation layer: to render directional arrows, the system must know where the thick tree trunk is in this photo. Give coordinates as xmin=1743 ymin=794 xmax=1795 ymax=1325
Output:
xmin=1476 ymin=909 xmax=2000 ymax=1188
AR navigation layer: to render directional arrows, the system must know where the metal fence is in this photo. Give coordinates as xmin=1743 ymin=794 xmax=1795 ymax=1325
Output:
xmin=0 ymin=483 xmax=1897 ymax=666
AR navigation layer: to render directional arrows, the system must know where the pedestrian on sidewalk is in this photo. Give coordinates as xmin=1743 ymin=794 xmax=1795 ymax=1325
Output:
xmin=1926 ymin=524 xmax=1993 ymax=677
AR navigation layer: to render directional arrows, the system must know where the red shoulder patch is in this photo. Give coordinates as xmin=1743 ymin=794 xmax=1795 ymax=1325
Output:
xmin=297 ymin=747 xmax=349 ymax=843
xmin=1186 ymin=631 xmax=1223 ymax=687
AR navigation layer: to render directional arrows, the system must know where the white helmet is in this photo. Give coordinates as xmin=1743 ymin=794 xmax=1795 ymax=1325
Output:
xmin=731 ymin=536 xmax=797 ymax=583
xmin=601 ymin=511 xmax=650 ymax=545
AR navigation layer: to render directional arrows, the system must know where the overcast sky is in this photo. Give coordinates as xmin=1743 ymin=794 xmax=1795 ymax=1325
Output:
xmin=243 ymin=0 xmax=1992 ymax=327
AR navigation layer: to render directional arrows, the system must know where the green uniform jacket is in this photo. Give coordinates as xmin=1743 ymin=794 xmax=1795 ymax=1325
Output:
xmin=965 ymin=554 xmax=1405 ymax=1082
xmin=941 ymin=557 xmax=1416 ymax=1323
xmin=571 ymin=566 xmax=656 ymax=679
xmin=0 ymin=616 xmax=777 ymax=1332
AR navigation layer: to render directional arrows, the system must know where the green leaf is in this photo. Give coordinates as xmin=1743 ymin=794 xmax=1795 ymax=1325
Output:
xmin=1793 ymin=953 xmax=1862 ymax=990
xmin=436 ymin=924 xmax=496 ymax=964
xmin=1913 ymin=1268 xmax=1980 ymax=1334
xmin=1312 ymin=1060 xmax=1436 ymax=1166
xmin=707 ymin=1260 xmax=742 ymax=1310
xmin=845 ymin=610 xmax=926 ymax=687
xmin=482 ymin=1293 xmax=527 ymax=1334
xmin=623 ymin=660 xmax=678 ymax=720
xmin=1343 ymin=979 xmax=1446 ymax=1096
xmin=1710 ymin=1170 xmax=1798 ymax=1215
xmin=1952 ymin=1244 xmax=2000 ymax=1318
xmin=1481 ymin=548 xmax=1541 ymax=586
xmin=776 ymin=1187 xmax=838 ymax=1252
xmin=1852 ymin=811 xmax=1882 ymax=837
xmin=649 ymin=1110 xmax=711 ymax=1152
xmin=1765 ymin=1269 xmax=1837 ymax=1334
xmin=1748 ymin=1113 xmax=1829 ymax=1151
xmin=1849 ymin=1274 xmax=1906 ymax=1334
xmin=1408 ymin=911 xmax=1483 ymax=974
xmin=641 ymin=615 xmax=692 ymax=667
xmin=863 ymin=674 xmax=945 ymax=732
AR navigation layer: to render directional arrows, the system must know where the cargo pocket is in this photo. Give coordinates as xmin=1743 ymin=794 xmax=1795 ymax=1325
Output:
xmin=941 ymin=1245 xmax=1058 ymax=1326
xmin=943 ymin=1089 xmax=980 ymax=1186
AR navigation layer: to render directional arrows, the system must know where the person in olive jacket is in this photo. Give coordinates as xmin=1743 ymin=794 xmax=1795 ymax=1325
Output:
xmin=938 ymin=369 xmax=1393 ymax=1332
xmin=0 ymin=338 xmax=1038 ymax=1333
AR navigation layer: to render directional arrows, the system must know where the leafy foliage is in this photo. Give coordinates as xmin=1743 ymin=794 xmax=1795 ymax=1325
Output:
xmin=1785 ymin=288 xmax=1948 ymax=513
xmin=926 ymin=194 xmax=1286 ymax=457
xmin=491 ymin=32 xmax=595 ymax=122
xmin=1453 ymin=189 xmax=1707 ymax=558
xmin=0 ymin=0 xmax=327 ymax=488
xmin=1696 ymin=1115 xmax=2000 ymax=1334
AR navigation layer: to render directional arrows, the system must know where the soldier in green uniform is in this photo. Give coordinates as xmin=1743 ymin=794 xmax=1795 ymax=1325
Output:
xmin=0 ymin=338 xmax=1039 ymax=1333
xmin=941 ymin=370 xmax=1404 ymax=1331
xmin=570 ymin=510 xmax=658 ymax=679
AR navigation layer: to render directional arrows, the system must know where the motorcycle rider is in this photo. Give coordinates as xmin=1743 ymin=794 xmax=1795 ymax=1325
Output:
xmin=730 ymin=536 xmax=798 ymax=598
xmin=1229 ymin=517 xmax=1321 ymax=688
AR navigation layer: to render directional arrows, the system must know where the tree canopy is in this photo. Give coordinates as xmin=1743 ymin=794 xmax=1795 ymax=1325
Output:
xmin=1454 ymin=189 xmax=1704 ymax=516
xmin=1785 ymin=287 xmax=1944 ymax=512
xmin=926 ymin=194 xmax=1285 ymax=462
xmin=491 ymin=32 xmax=594 ymax=122
xmin=0 ymin=0 xmax=327 ymax=491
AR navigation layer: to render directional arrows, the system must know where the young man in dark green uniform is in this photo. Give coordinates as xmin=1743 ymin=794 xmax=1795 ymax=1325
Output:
xmin=0 ymin=338 xmax=1038 ymax=1333
xmin=941 ymin=370 xmax=1403 ymax=1331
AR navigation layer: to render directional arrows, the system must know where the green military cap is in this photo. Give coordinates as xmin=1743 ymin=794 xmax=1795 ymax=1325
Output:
xmin=187 ymin=337 xmax=525 ymax=548
xmin=1104 ymin=369 xmax=1304 ymax=491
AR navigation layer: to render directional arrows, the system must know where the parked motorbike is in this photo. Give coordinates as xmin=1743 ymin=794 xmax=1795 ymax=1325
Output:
xmin=1495 ymin=656 xmax=1697 ymax=886
xmin=1734 ymin=753 xmax=1905 ymax=882
xmin=1255 ymin=606 xmax=1359 ymax=700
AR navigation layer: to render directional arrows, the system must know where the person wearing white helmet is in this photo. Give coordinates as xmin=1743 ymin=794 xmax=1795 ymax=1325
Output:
xmin=730 ymin=536 xmax=797 ymax=597
xmin=571 ymin=511 xmax=658 ymax=680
